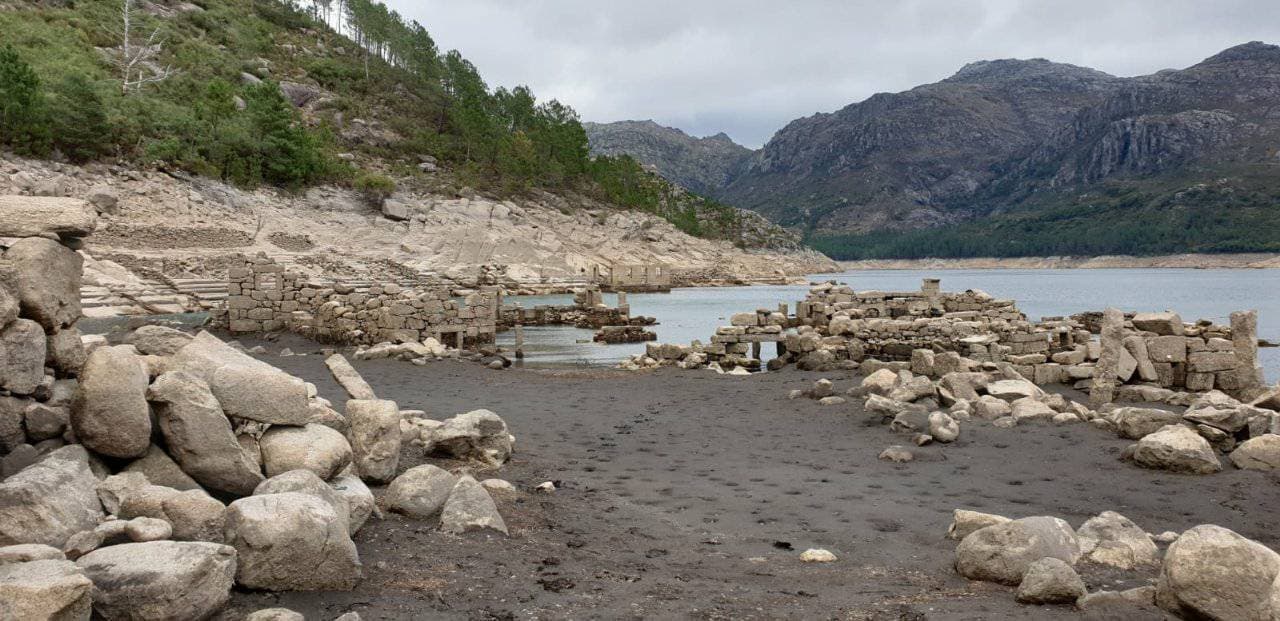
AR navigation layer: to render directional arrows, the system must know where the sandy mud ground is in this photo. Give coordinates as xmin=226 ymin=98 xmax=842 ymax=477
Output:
xmin=218 ymin=334 xmax=1280 ymax=620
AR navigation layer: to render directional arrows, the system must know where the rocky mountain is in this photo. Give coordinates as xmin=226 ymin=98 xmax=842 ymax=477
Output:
xmin=584 ymin=120 xmax=753 ymax=196
xmin=593 ymin=42 xmax=1280 ymax=259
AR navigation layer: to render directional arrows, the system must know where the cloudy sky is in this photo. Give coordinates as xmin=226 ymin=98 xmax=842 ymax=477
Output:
xmin=385 ymin=0 xmax=1280 ymax=148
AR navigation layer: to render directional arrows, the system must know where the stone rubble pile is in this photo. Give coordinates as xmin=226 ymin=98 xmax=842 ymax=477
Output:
xmin=0 ymin=197 xmax=518 ymax=619
xmin=797 ymin=349 xmax=1280 ymax=473
xmin=625 ymin=278 xmax=1266 ymax=406
xmin=948 ymin=507 xmax=1280 ymax=618
xmin=594 ymin=325 xmax=657 ymax=344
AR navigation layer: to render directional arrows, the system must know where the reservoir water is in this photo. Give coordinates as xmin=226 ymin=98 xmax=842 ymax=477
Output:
xmin=497 ymin=268 xmax=1280 ymax=382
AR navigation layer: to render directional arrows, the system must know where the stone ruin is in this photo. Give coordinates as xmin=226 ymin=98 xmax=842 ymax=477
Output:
xmin=497 ymin=285 xmax=650 ymax=330
xmin=629 ymin=278 xmax=1266 ymax=404
xmin=591 ymin=263 xmax=673 ymax=293
xmin=216 ymin=253 xmax=499 ymax=348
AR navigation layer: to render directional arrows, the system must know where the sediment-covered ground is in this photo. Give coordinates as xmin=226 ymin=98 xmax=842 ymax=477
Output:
xmin=220 ymin=333 xmax=1280 ymax=620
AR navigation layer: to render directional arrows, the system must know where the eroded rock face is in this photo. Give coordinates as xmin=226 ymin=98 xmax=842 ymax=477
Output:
xmin=946 ymin=510 xmax=1010 ymax=541
xmin=45 ymin=325 xmax=86 ymax=376
xmin=0 ymin=559 xmax=92 ymax=621
xmin=124 ymin=325 xmax=193 ymax=356
xmin=72 ymin=345 xmax=151 ymax=459
xmin=346 ymin=399 xmax=401 ymax=483
xmin=1077 ymin=511 xmax=1160 ymax=570
xmin=1112 ymin=407 xmax=1183 ymax=440
xmin=423 ymin=409 xmax=513 ymax=467
xmin=117 ymin=485 xmax=226 ymax=543
xmin=1 ymin=318 xmax=46 ymax=395
xmin=1015 ymin=557 xmax=1086 ymax=604
xmin=1230 ymin=434 xmax=1280 ymax=471
xmin=330 ymin=472 xmax=375 ymax=535
xmin=1131 ymin=425 xmax=1222 ymax=474
xmin=0 ymin=446 xmax=103 ymax=548
xmin=386 ymin=464 xmax=457 ymax=519
xmin=3 ymin=236 xmax=82 ymax=330
xmin=210 ymin=364 xmax=311 ymax=426
xmin=148 ymin=371 xmax=264 ymax=496
xmin=170 ymin=332 xmax=311 ymax=426
xmin=76 ymin=541 xmax=236 ymax=621
xmin=0 ymin=196 xmax=97 ymax=240
xmin=439 ymin=475 xmax=508 ymax=536
xmin=954 ymin=516 xmax=1080 ymax=585
xmin=224 ymin=492 xmax=362 ymax=591
xmin=122 ymin=444 xmax=202 ymax=491
xmin=1156 ymin=524 xmax=1280 ymax=620
xmin=258 ymin=423 xmax=352 ymax=480
xmin=254 ymin=469 xmax=350 ymax=536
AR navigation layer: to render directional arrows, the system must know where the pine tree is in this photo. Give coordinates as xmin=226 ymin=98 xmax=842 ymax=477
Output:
xmin=0 ymin=45 xmax=45 ymax=152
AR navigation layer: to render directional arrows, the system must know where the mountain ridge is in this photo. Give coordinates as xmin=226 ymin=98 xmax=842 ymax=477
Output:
xmin=587 ymin=42 xmax=1280 ymax=259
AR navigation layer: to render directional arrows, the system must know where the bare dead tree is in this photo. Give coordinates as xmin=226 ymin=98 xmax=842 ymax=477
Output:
xmin=113 ymin=0 xmax=176 ymax=94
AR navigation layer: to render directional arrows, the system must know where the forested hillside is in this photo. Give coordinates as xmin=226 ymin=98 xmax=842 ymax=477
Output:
xmin=0 ymin=0 xmax=762 ymax=247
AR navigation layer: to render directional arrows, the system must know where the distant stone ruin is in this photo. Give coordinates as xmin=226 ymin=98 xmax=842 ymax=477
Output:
xmin=216 ymin=254 xmax=499 ymax=347
xmin=630 ymin=278 xmax=1265 ymax=403
xmin=592 ymin=263 xmax=672 ymax=293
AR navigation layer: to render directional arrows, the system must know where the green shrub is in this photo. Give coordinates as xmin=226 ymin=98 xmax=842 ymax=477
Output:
xmin=353 ymin=172 xmax=396 ymax=203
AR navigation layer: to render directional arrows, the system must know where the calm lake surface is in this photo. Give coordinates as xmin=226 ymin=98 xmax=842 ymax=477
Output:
xmin=497 ymin=268 xmax=1280 ymax=382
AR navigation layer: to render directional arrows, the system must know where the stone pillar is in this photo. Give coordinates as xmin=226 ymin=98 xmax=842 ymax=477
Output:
xmin=1231 ymin=309 xmax=1264 ymax=393
xmin=514 ymin=324 xmax=525 ymax=359
xmin=921 ymin=278 xmax=941 ymax=297
xmin=1090 ymin=307 xmax=1124 ymax=408
xmin=455 ymin=331 xmax=464 ymax=351
xmin=751 ymin=341 xmax=762 ymax=361
xmin=778 ymin=303 xmax=788 ymax=317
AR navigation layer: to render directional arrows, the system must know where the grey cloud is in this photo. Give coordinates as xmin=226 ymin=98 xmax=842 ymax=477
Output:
xmin=386 ymin=0 xmax=1280 ymax=147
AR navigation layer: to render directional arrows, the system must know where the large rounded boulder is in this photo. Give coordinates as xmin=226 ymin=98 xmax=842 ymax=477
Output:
xmin=76 ymin=541 xmax=235 ymax=620
xmin=72 ymin=346 xmax=151 ymax=459
xmin=1156 ymin=524 xmax=1280 ymax=620
xmin=148 ymin=371 xmax=264 ymax=496
xmin=955 ymin=516 xmax=1081 ymax=585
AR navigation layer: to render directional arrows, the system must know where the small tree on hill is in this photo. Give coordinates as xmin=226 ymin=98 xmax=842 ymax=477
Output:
xmin=113 ymin=0 xmax=176 ymax=94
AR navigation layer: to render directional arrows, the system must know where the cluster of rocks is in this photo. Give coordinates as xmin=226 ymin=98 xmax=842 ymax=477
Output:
xmin=1 ymin=333 xmax=518 ymax=618
xmin=948 ymin=507 xmax=1280 ymax=618
xmin=832 ymin=363 xmax=1094 ymax=456
xmin=0 ymin=196 xmax=97 ymax=475
xmin=1109 ymin=389 xmax=1280 ymax=474
xmin=0 ymin=198 xmax=519 ymax=618
xmin=594 ymin=325 xmax=657 ymax=344
xmin=792 ymin=347 xmax=1280 ymax=475
xmin=219 ymin=254 xmax=499 ymax=347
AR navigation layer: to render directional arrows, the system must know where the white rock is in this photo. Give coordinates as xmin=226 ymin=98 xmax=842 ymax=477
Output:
xmin=799 ymin=548 xmax=837 ymax=563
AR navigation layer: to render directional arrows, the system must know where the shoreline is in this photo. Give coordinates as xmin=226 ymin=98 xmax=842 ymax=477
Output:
xmin=836 ymin=252 xmax=1280 ymax=270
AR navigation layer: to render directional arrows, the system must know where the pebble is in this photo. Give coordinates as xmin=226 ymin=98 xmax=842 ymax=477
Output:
xmin=535 ymin=481 xmax=556 ymax=493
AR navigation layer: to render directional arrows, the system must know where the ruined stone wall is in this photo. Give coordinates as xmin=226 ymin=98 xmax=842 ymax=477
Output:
xmin=496 ymin=286 xmax=636 ymax=329
xmin=221 ymin=254 xmax=498 ymax=346
xmin=593 ymin=263 xmax=673 ymax=292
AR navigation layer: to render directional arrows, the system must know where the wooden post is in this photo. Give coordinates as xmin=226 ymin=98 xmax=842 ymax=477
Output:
xmin=514 ymin=324 xmax=525 ymax=359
